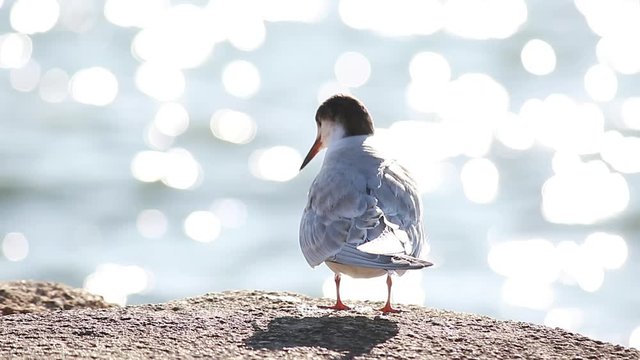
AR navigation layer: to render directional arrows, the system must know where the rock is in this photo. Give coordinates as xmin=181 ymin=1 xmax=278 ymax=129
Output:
xmin=0 ymin=280 xmax=115 ymax=315
xmin=0 ymin=284 xmax=637 ymax=359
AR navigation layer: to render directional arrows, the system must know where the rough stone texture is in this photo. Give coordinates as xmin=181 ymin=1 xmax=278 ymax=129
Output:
xmin=0 ymin=286 xmax=638 ymax=359
xmin=0 ymin=280 xmax=114 ymax=315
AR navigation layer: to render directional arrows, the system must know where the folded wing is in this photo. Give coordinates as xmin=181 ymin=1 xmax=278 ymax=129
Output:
xmin=299 ymin=160 xmax=428 ymax=269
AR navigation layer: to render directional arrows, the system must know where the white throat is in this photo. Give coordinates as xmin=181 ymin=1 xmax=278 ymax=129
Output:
xmin=319 ymin=121 xmax=346 ymax=148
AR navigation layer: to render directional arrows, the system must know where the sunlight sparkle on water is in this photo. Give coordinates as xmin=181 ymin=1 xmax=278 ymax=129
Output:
xmin=135 ymin=62 xmax=185 ymax=101
xmin=621 ymin=97 xmax=640 ymax=130
xmin=154 ymin=103 xmax=190 ymax=137
xmin=132 ymin=4 xmax=213 ymax=69
xmin=10 ymin=59 xmax=40 ymax=92
xmin=0 ymin=33 xmax=32 ymax=69
xmin=10 ymin=0 xmax=59 ymax=34
xmin=406 ymin=52 xmax=451 ymax=113
xmin=38 ymin=68 xmax=69 ymax=103
xmin=184 ymin=211 xmax=221 ymax=243
xmin=211 ymin=198 xmax=248 ymax=229
xmin=322 ymin=271 xmax=425 ymax=305
xmin=542 ymin=158 xmax=629 ymax=224
xmin=162 ymin=148 xmax=203 ymax=190
xmin=600 ymin=131 xmax=640 ymax=173
xmin=84 ymin=264 xmax=151 ymax=306
xmin=2 ymin=232 xmax=29 ymax=262
xmin=258 ymin=0 xmax=328 ymax=23
xmin=339 ymin=0 xmax=444 ymax=37
xmin=334 ymin=51 xmax=371 ymax=88
xmin=249 ymin=146 xmax=301 ymax=182
xmin=317 ymin=81 xmax=351 ymax=104
xmin=630 ymin=326 xmax=640 ymax=350
xmin=501 ymin=278 xmax=554 ymax=310
xmin=410 ymin=51 xmax=451 ymax=85
xmin=222 ymin=60 xmax=260 ymax=98
xmin=583 ymin=232 xmax=627 ymax=270
xmin=584 ymin=64 xmax=617 ymax=102
xmin=210 ymin=109 xmax=257 ymax=145
xmin=521 ymin=95 xmax=604 ymax=154
xmin=104 ymin=0 xmax=167 ymax=28
xmin=438 ymin=73 xmax=509 ymax=128
xmin=226 ymin=12 xmax=265 ymax=51
xmin=495 ymin=112 xmax=535 ymax=151
xmin=597 ymin=35 xmax=640 ymax=75
xmin=521 ymin=39 xmax=556 ymax=75
xmin=488 ymin=239 xmax=560 ymax=283
xmin=136 ymin=209 xmax=168 ymax=239
xmin=145 ymin=123 xmax=175 ymax=150
xmin=444 ymin=0 xmax=527 ymax=39
xmin=460 ymin=158 xmax=499 ymax=204
xmin=131 ymin=151 xmax=167 ymax=183
xmin=70 ymin=67 xmax=119 ymax=106
xmin=544 ymin=308 xmax=583 ymax=331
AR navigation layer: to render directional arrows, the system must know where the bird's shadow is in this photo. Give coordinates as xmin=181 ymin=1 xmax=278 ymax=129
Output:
xmin=245 ymin=315 xmax=398 ymax=359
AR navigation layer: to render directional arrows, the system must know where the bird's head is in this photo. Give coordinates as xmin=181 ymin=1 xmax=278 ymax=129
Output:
xmin=300 ymin=94 xmax=374 ymax=170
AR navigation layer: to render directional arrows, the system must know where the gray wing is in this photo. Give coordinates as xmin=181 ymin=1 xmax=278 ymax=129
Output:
xmin=299 ymin=161 xmax=429 ymax=270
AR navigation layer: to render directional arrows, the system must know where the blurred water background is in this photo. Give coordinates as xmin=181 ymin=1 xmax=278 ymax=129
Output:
xmin=1 ymin=0 xmax=640 ymax=348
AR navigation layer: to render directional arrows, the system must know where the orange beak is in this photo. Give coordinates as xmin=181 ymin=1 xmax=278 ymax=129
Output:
xmin=300 ymin=135 xmax=323 ymax=171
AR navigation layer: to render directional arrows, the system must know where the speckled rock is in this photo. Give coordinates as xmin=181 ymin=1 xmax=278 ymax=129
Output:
xmin=0 ymin=280 xmax=114 ymax=315
xmin=0 ymin=286 xmax=637 ymax=359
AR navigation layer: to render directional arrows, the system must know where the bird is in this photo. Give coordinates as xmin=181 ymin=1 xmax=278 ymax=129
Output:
xmin=299 ymin=94 xmax=432 ymax=313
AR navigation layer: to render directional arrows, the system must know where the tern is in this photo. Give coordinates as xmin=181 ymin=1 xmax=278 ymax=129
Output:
xmin=299 ymin=94 xmax=432 ymax=313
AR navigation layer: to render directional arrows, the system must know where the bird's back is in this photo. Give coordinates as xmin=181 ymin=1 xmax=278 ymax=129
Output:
xmin=299 ymin=135 xmax=427 ymax=270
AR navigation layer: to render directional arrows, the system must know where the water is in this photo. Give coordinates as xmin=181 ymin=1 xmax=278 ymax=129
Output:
xmin=1 ymin=0 xmax=639 ymax=348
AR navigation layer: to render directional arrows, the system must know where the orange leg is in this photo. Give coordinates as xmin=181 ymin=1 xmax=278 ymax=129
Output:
xmin=320 ymin=273 xmax=350 ymax=310
xmin=379 ymin=273 xmax=401 ymax=313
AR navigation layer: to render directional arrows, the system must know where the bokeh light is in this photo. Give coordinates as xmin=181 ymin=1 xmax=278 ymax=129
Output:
xmin=184 ymin=211 xmax=222 ymax=243
xmin=444 ymin=0 xmax=527 ymax=39
xmin=0 ymin=33 xmax=32 ymax=69
xmin=406 ymin=51 xmax=451 ymax=113
xmin=584 ymin=64 xmax=617 ymax=102
xmin=154 ymin=103 xmax=190 ymax=137
xmin=621 ymin=97 xmax=640 ymax=130
xmin=521 ymin=39 xmax=556 ymax=75
xmin=210 ymin=109 xmax=257 ymax=144
xmin=84 ymin=264 xmax=151 ymax=306
xmin=131 ymin=4 xmax=214 ymax=69
xmin=222 ymin=60 xmax=261 ymax=98
xmin=339 ymin=0 xmax=444 ymax=37
xmin=131 ymin=150 xmax=167 ymax=183
xmin=9 ymin=59 xmax=40 ymax=92
xmin=104 ymin=0 xmax=167 ymax=28
xmin=630 ymin=326 xmax=640 ymax=350
xmin=38 ymin=68 xmax=69 ymax=103
xmin=10 ymin=0 xmax=60 ymax=34
xmin=211 ymin=198 xmax=248 ymax=229
xmin=135 ymin=62 xmax=185 ymax=101
xmin=161 ymin=148 xmax=203 ymax=190
xmin=460 ymin=158 xmax=499 ymax=204
xmin=249 ymin=146 xmax=301 ymax=182
xmin=542 ymin=158 xmax=629 ymax=224
xmin=136 ymin=209 xmax=168 ymax=239
xmin=544 ymin=308 xmax=583 ymax=331
xmin=521 ymin=95 xmax=604 ymax=154
xmin=600 ymin=131 xmax=640 ymax=174
xmin=2 ymin=232 xmax=29 ymax=262
xmin=70 ymin=67 xmax=119 ymax=106
xmin=334 ymin=51 xmax=371 ymax=88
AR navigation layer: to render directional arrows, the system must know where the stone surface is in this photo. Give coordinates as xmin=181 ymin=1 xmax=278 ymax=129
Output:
xmin=0 ymin=280 xmax=114 ymax=315
xmin=0 ymin=284 xmax=638 ymax=359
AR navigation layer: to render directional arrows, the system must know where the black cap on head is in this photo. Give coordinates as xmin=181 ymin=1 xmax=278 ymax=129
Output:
xmin=315 ymin=94 xmax=374 ymax=136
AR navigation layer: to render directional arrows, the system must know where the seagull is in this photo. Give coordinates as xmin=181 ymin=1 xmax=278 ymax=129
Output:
xmin=299 ymin=94 xmax=432 ymax=313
